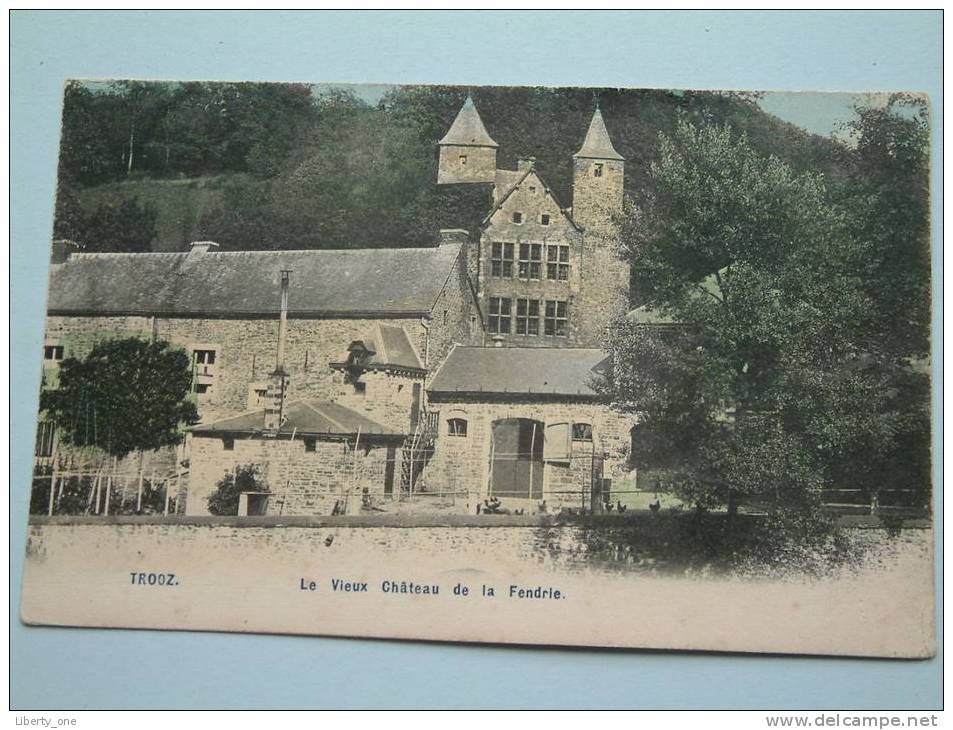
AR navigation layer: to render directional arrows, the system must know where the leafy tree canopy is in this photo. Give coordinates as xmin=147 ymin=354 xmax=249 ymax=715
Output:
xmin=40 ymin=338 xmax=199 ymax=459
xmin=606 ymin=111 xmax=930 ymax=517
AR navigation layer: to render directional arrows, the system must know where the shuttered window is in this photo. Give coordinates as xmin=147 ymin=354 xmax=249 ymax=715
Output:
xmin=543 ymin=422 xmax=571 ymax=462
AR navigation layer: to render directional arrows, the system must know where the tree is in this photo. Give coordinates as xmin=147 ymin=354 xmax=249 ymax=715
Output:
xmin=80 ymin=197 xmax=158 ymax=253
xmin=606 ymin=116 xmax=930 ymax=521
xmin=40 ymin=338 xmax=199 ymax=459
xmin=207 ymin=464 xmax=269 ymax=516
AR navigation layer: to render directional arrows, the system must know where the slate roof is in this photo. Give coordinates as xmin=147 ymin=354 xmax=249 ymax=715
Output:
xmin=192 ymin=400 xmax=404 ymax=439
xmin=365 ymin=324 xmax=425 ymax=371
xmin=47 ymin=244 xmax=463 ymax=318
xmin=438 ymin=96 xmax=498 ymax=148
xmin=428 ymin=346 xmax=609 ymax=398
xmin=574 ymin=107 xmax=624 ymax=161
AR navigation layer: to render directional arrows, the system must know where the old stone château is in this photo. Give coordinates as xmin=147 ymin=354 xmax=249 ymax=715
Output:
xmin=35 ymin=96 xmax=638 ymax=516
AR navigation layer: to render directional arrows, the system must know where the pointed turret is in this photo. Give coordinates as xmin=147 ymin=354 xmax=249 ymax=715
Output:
xmin=573 ymin=106 xmax=624 ymax=161
xmin=571 ymin=106 xmax=625 ymax=232
xmin=437 ymin=96 xmax=498 ymax=185
xmin=439 ymin=96 xmax=498 ymax=148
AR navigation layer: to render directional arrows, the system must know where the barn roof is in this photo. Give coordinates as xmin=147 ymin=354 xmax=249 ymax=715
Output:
xmin=428 ymin=346 xmax=609 ymax=398
xmin=192 ymin=399 xmax=403 ymax=439
xmin=47 ymin=243 xmax=463 ymax=318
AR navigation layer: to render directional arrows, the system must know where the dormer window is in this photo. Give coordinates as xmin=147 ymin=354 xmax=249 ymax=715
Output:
xmin=539 ymin=214 xmax=551 ymax=226
xmin=512 ymin=212 xmax=523 ymax=224
xmin=593 ymin=163 xmax=604 ymax=178
xmin=347 ymin=340 xmax=375 ymax=369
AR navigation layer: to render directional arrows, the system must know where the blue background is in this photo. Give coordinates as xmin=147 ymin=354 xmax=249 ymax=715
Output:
xmin=10 ymin=10 xmax=943 ymax=710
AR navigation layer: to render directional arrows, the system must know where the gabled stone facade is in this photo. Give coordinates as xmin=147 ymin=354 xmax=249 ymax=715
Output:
xmin=437 ymin=99 xmax=631 ymax=349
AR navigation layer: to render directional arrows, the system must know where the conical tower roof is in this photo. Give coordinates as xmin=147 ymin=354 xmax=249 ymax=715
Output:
xmin=573 ymin=107 xmax=624 ymax=161
xmin=438 ymin=96 xmax=498 ymax=148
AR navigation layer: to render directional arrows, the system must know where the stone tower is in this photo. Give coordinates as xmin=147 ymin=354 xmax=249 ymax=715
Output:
xmin=571 ymin=106 xmax=625 ymax=235
xmin=572 ymin=106 xmax=630 ymax=345
xmin=437 ymin=96 xmax=498 ymax=185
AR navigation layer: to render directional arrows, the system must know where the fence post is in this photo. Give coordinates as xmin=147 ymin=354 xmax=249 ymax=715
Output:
xmin=47 ymin=475 xmax=56 ymax=516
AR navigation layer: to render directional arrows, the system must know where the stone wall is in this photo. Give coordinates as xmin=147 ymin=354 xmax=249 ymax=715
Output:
xmin=188 ymin=433 xmax=397 ymax=516
xmin=570 ymin=157 xmax=624 ymax=235
xmin=423 ymin=244 xmax=483 ymax=370
xmin=575 ymin=233 xmax=631 ymax=348
xmin=422 ymin=395 xmax=637 ymax=510
xmin=437 ymin=144 xmax=497 ymax=185
xmin=479 ymin=169 xmax=588 ymax=348
xmin=43 ymin=314 xmax=430 ymax=425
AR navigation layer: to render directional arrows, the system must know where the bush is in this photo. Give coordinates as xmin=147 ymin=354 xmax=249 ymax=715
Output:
xmin=207 ymin=464 xmax=268 ymax=516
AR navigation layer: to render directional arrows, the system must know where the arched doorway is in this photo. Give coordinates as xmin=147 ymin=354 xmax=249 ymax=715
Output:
xmin=490 ymin=418 xmax=544 ymax=500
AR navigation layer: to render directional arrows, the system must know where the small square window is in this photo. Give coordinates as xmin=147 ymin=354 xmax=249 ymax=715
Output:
xmin=512 ymin=212 xmax=523 ymax=224
xmin=540 ymin=214 xmax=550 ymax=226
xmin=44 ymin=345 xmax=64 ymax=362
xmin=594 ymin=163 xmax=604 ymax=178
xmin=529 ymin=185 xmax=537 ymax=194
xmin=572 ymin=423 xmax=593 ymax=441
xmin=354 ymin=381 xmax=367 ymax=396
xmin=194 ymin=349 xmax=216 ymax=365
xmin=195 ymin=383 xmax=211 ymax=395
xmin=460 ymin=154 xmax=468 ymax=165
xmin=222 ymin=437 xmax=234 ymax=451
xmin=447 ymin=418 xmax=468 ymax=437
xmin=304 ymin=437 xmax=317 ymax=453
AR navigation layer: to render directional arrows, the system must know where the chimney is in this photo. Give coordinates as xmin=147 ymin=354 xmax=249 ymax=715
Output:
xmin=264 ymin=270 xmax=292 ymax=434
xmin=438 ymin=228 xmax=470 ymax=246
xmin=188 ymin=241 xmax=220 ymax=255
xmin=517 ymin=156 xmax=536 ymax=172
xmin=50 ymin=239 xmax=81 ymax=264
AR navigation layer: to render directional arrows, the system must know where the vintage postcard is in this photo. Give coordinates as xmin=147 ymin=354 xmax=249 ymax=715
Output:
xmin=20 ymin=81 xmax=935 ymax=657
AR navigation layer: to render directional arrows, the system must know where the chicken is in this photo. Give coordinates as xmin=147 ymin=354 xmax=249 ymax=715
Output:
xmin=649 ymin=499 xmax=661 ymax=513
xmin=616 ymin=501 xmax=627 ymax=513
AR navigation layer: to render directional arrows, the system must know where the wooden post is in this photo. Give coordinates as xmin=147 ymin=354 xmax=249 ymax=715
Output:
xmin=104 ymin=457 xmax=117 ymax=516
xmin=135 ymin=452 xmax=145 ymax=513
xmin=47 ymin=475 xmax=56 ymax=516
xmin=91 ymin=472 xmax=100 ymax=515
xmin=88 ymin=471 xmax=99 ymax=515
xmin=49 ymin=425 xmax=59 ymax=516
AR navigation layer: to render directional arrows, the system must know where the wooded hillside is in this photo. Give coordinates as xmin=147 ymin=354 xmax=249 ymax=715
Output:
xmin=54 ymin=81 xmax=848 ymax=252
